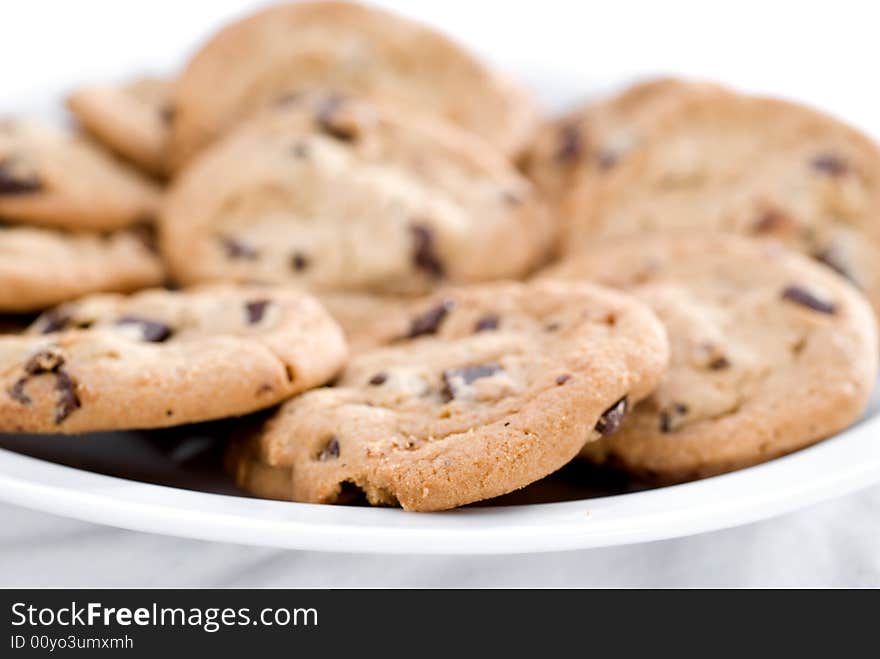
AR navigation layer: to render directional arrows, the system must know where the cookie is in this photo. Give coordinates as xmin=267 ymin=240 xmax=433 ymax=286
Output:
xmin=524 ymin=77 xmax=720 ymax=206
xmin=167 ymin=1 xmax=538 ymax=169
xmin=237 ymin=280 xmax=669 ymax=511
xmin=0 ymin=224 xmax=164 ymax=312
xmin=563 ymin=89 xmax=880 ymax=320
xmin=67 ymin=76 xmax=172 ymax=176
xmin=0 ymin=119 xmax=161 ymax=230
xmin=317 ymin=292 xmax=413 ymax=355
xmin=543 ymin=235 xmax=878 ymax=482
xmin=0 ymin=285 xmax=347 ymax=433
xmin=160 ymin=93 xmax=553 ymax=294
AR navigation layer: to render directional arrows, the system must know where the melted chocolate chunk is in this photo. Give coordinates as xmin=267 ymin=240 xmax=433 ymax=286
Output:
xmin=128 ymin=222 xmax=160 ymax=254
xmin=708 ymin=356 xmax=731 ymax=370
xmin=8 ymin=378 xmax=30 ymax=405
xmin=245 ymin=299 xmax=270 ymax=324
xmin=442 ymin=363 xmax=502 ymax=401
xmin=813 ymin=247 xmax=856 ymax=285
xmin=0 ymin=159 xmax=42 ymax=195
xmin=219 ymin=235 xmax=259 ymax=260
xmin=318 ymin=437 xmax=340 ymax=461
xmin=290 ymin=251 xmax=309 ymax=272
xmin=474 ymin=314 xmax=499 ymax=333
xmin=408 ymin=299 xmax=454 ymax=338
xmin=811 ymin=154 xmax=849 ymax=177
xmin=597 ymin=150 xmax=619 ymax=170
xmin=35 ymin=307 xmax=72 ymax=334
xmin=410 ymin=224 xmax=444 ymax=279
xmin=555 ymin=373 xmax=572 ymax=385
xmin=781 ymin=285 xmax=836 ymax=315
xmin=53 ymin=369 xmax=81 ymax=424
xmin=316 ymin=95 xmax=356 ymax=141
xmin=368 ymin=372 xmax=387 ymax=386
xmin=556 ymin=123 xmax=582 ymax=163
xmin=13 ymin=347 xmax=81 ymax=424
xmin=25 ymin=348 xmax=65 ymax=375
xmin=752 ymin=209 xmax=791 ymax=234
xmin=159 ymin=104 xmax=175 ymax=125
xmin=116 ymin=316 xmax=173 ymax=342
xmin=595 ymin=397 xmax=627 ymax=436
xmin=290 ymin=141 xmax=310 ymax=158
xmin=659 ymin=403 xmax=689 ymax=433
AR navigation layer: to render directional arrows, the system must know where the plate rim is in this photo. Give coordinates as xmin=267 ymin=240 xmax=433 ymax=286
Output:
xmin=1 ymin=409 xmax=879 ymax=554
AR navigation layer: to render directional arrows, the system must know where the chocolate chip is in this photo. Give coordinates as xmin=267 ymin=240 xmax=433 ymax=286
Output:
xmin=597 ymin=151 xmax=619 ymax=170
xmin=290 ymin=251 xmax=309 ymax=272
xmin=316 ymin=95 xmax=356 ymax=141
xmin=474 ymin=314 xmax=499 ymax=333
xmin=595 ymin=397 xmax=627 ymax=436
xmin=116 ymin=317 xmax=173 ymax=342
xmin=555 ymin=373 xmax=572 ymax=385
xmin=410 ymin=224 xmax=444 ymax=279
xmin=127 ymin=222 xmax=159 ymax=254
xmin=408 ymin=299 xmax=454 ymax=338
xmin=25 ymin=348 xmax=65 ymax=375
xmin=318 ymin=437 xmax=340 ymax=461
xmin=35 ymin=307 xmax=72 ymax=334
xmin=218 ymin=235 xmax=259 ymax=260
xmin=813 ymin=247 xmax=856 ymax=284
xmin=159 ymin=104 xmax=175 ymax=125
xmin=781 ymin=285 xmax=836 ymax=315
xmin=544 ymin=322 xmax=560 ymax=332
xmin=659 ymin=402 xmax=689 ymax=433
xmin=8 ymin=378 xmax=30 ymax=405
xmin=442 ymin=363 xmax=502 ymax=401
xmin=245 ymin=299 xmax=270 ymax=324
xmin=275 ymin=91 xmax=303 ymax=106
xmin=708 ymin=356 xmax=731 ymax=370
xmin=752 ymin=209 xmax=791 ymax=234
xmin=290 ymin=142 xmax=310 ymax=158
xmin=811 ymin=154 xmax=849 ymax=177
xmin=556 ymin=123 xmax=582 ymax=163
xmin=14 ymin=348 xmax=80 ymax=423
xmin=0 ymin=158 xmax=42 ymax=195
xmin=368 ymin=372 xmax=387 ymax=386
xmin=53 ymin=368 xmax=81 ymax=424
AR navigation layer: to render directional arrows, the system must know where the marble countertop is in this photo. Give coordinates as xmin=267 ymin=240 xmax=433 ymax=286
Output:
xmin=2 ymin=484 xmax=878 ymax=587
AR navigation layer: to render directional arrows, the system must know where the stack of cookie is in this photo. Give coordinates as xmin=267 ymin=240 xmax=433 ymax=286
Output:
xmin=1 ymin=1 xmax=877 ymax=511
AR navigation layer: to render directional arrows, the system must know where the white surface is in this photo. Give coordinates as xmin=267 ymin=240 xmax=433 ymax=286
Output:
xmin=2 ymin=0 xmax=880 ymax=582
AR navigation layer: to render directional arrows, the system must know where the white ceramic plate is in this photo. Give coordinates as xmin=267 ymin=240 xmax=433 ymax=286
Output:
xmin=0 ymin=388 xmax=879 ymax=554
xmin=3 ymin=1 xmax=880 ymax=554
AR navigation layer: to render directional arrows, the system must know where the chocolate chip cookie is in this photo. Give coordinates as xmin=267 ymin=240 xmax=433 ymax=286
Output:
xmin=0 ymin=119 xmax=161 ymax=230
xmin=544 ymin=235 xmax=878 ymax=482
xmin=563 ymin=90 xmax=880 ymax=320
xmin=234 ymin=280 xmax=669 ymax=511
xmin=167 ymin=1 xmax=538 ymax=169
xmin=161 ymin=93 xmax=553 ymax=294
xmin=0 ymin=285 xmax=347 ymax=433
xmin=0 ymin=224 xmax=164 ymax=312
xmin=524 ymin=78 xmax=721 ymax=224
xmin=67 ymin=76 xmax=172 ymax=177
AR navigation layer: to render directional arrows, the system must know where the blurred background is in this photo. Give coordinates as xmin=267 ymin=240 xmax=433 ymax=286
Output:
xmin=0 ymin=0 xmax=878 ymax=586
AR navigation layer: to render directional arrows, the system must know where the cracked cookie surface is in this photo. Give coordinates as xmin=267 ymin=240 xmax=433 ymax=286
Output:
xmin=0 ymin=119 xmax=161 ymax=230
xmin=67 ymin=76 xmax=172 ymax=176
xmin=0 ymin=285 xmax=347 ymax=433
xmin=0 ymin=224 xmax=164 ymax=312
xmin=232 ymin=280 xmax=668 ymax=511
xmin=563 ymin=90 xmax=880 ymax=321
xmin=168 ymin=1 xmax=538 ymax=169
xmin=161 ymin=93 xmax=552 ymax=294
xmin=544 ymin=235 xmax=878 ymax=482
